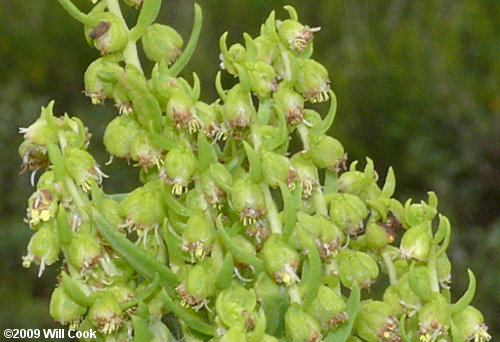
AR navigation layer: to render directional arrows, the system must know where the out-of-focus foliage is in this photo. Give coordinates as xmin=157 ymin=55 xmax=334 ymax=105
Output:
xmin=1 ymin=0 xmax=498 ymax=338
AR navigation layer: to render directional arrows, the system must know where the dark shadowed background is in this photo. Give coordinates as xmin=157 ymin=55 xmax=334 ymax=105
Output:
xmin=1 ymin=0 xmax=498 ymax=339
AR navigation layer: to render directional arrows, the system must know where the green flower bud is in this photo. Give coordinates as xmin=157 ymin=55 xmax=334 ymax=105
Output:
xmin=142 ymin=24 xmax=183 ymax=64
xmin=249 ymin=61 xmax=278 ymax=97
xmin=329 ymin=193 xmax=368 ymax=236
xmin=177 ymin=261 xmax=216 ymax=310
xmin=23 ymin=225 xmax=60 ymax=276
xmin=418 ymin=294 xmax=451 ymax=342
xmin=49 ymin=286 xmax=87 ymax=325
xmin=277 ymin=19 xmax=320 ymax=53
xmin=195 ymin=101 xmax=222 ymax=138
xmin=261 ymin=150 xmax=295 ymax=187
xmin=64 ymin=147 xmax=106 ymax=192
xmin=254 ymin=35 xmax=278 ymax=64
xmin=285 ymin=303 xmax=322 ymax=342
xmin=216 ymin=286 xmax=257 ymax=328
xmin=338 ymin=159 xmax=379 ymax=196
xmin=185 ymin=187 xmax=209 ymax=212
xmin=400 ymin=223 xmax=432 ymax=261
xmin=119 ymin=182 xmax=166 ymax=229
xmin=84 ymin=57 xmax=123 ymax=104
xmin=355 ymin=300 xmax=401 ymax=342
xmin=337 ymin=249 xmax=379 ymax=289
xmin=296 ymin=59 xmax=330 ymax=103
xmin=220 ymin=43 xmax=246 ymax=76
xmin=393 ymin=258 xmax=409 ymax=278
xmin=261 ymin=235 xmax=300 ymax=285
xmin=162 ymin=146 xmax=196 ymax=195
xmin=452 ymin=306 xmax=491 ymax=342
xmin=57 ymin=114 xmax=88 ymax=149
xmin=222 ymin=85 xmax=255 ymax=131
xmin=274 ymin=86 xmax=304 ymax=125
xmin=403 ymin=194 xmax=438 ymax=228
xmin=199 ymin=163 xmax=232 ymax=206
xmin=291 ymin=153 xmax=319 ymax=199
xmin=294 ymin=213 xmax=344 ymax=259
xmin=166 ymin=89 xmax=200 ymax=133
xmin=308 ymin=285 xmax=348 ymax=332
xmin=231 ymin=178 xmax=266 ymax=225
xmin=182 ymin=214 xmax=216 ymax=260
xmin=27 ymin=188 xmax=58 ymax=227
xmin=103 ymin=115 xmax=142 ymax=159
xmin=309 ymin=134 xmax=345 ymax=171
xmin=68 ymin=232 xmax=102 ymax=270
xmin=19 ymin=102 xmax=58 ymax=147
xmin=365 ymin=222 xmax=391 ymax=250
xmin=87 ymin=291 xmax=123 ymax=334
xmin=130 ymin=130 xmax=164 ymax=169
xmin=107 ymin=283 xmax=135 ymax=305
xmin=84 ymin=12 xmax=128 ymax=54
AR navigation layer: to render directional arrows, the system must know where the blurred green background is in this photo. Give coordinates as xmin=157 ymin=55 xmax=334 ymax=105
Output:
xmin=1 ymin=0 xmax=498 ymax=339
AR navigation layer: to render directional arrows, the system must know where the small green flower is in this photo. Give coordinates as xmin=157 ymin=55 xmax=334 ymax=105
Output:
xmin=248 ymin=61 xmax=278 ymax=97
xmin=230 ymin=178 xmax=266 ymax=226
xmin=329 ymin=193 xmax=368 ymax=236
xmin=19 ymin=102 xmax=58 ymax=147
xmin=130 ymin=130 xmax=164 ymax=169
xmin=285 ymin=303 xmax=323 ymax=342
xmin=309 ymin=134 xmax=345 ymax=171
xmin=274 ymin=86 xmax=304 ymax=125
xmin=103 ymin=115 xmax=142 ymax=159
xmin=221 ymin=85 xmax=255 ymax=131
xmin=261 ymin=235 xmax=300 ymax=285
xmin=452 ymin=306 xmax=491 ymax=342
xmin=296 ymin=59 xmax=330 ymax=103
xmin=142 ymin=24 xmax=183 ymax=64
xmin=177 ymin=260 xmax=216 ymax=310
xmin=67 ymin=231 xmax=102 ymax=271
xmin=436 ymin=253 xmax=452 ymax=289
xmin=254 ymin=35 xmax=278 ymax=64
xmin=162 ymin=146 xmax=196 ymax=195
xmin=199 ymin=163 xmax=232 ymax=206
xmin=49 ymin=286 xmax=87 ymax=325
xmin=64 ymin=147 xmax=107 ymax=192
xmin=182 ymin=214 xmax=216 ymax=260
xmin=337 ymin=249 xmax=379 ymax=289
xmin=307 ymin=285 xmax=348 ymax=332
xmin=27 ymin=188 xmax=58 ymax=227
xmin=418 ymin=294 xmax=451 ymax=342
xmin=400 ymin=223 xmax=432 ymax=261
xmin=355 ymin=300 xmax=401 ymax=342
xmin=365 ymin=222 xmax=391 ymax=251
xmin=291 ymin=153 xmax=319 ymax=199
xmin=84 ymin=57 xmax=123 ymax=104
xmin=119 ymin=181 xmax=166 ymax=229
xmin=22 ymin=225 xmax=60 ymax=276
xmin=261 ymin=150 xmax=295 ymax=188
xmin=166 ymin=89 xmax=200 ymax=133
xmin=87 ymin=291 xmax=123 ymax=335
xmin=216 ymin=286 xmax=257 ymax=329
xmin=84 ymin=12 xmax=129 ymax=54
xmin=277 ymin=19 xmax=320 ymax=54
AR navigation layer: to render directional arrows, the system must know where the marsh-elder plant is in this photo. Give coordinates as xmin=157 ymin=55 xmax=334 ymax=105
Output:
xmin=18 ymin=0 xmax=491 ymax=341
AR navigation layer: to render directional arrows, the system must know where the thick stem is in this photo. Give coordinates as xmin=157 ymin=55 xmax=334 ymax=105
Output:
xmin=106 ymin=0 xmax=142 ymax=70
xmin=427 ymin=246 xmax=440 ymax=293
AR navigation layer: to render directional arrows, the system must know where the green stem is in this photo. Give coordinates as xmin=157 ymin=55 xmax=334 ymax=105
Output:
xmin=382 ymin=251 xmax=398 ymax=285
xmin=169 ymin=4 xmax=202 ymax=77
xmin=129 ymin=0 xmax=162 ymax=41
xmin=297 ymin=125 xmax=309 ymax=150
xmin=106 ymin=0 xmax=142 ymax=69
xmin=57 ymin=0 xmax=97 ymax=25
xmin=427 ymin=247 xmax=440 ymax=293
xmin=261 ymin=184 xmax=282 ymax=234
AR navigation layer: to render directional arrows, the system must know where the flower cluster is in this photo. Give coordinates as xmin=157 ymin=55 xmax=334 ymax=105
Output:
xmin=19 ymin=1 xmax=490 ymax=341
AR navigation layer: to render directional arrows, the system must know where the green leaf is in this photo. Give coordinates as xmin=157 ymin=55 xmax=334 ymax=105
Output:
xmin=324 ymin=283 xmax=361 ymax=342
